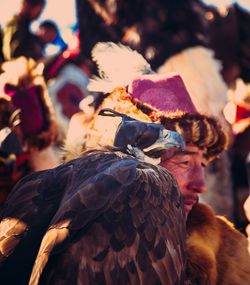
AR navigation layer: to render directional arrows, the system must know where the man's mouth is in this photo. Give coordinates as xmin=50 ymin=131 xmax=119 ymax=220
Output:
xmin=184 ymin=197 xmax=198 ymax=213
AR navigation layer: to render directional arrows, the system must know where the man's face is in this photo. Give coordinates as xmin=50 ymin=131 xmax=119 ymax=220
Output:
xmin=37 ymin=27 xmax=57 ymax=44
xmin=159 ymin=145 xmax=207 ymax=218
xmin=27 ymin=4 xmax=45 ymax=20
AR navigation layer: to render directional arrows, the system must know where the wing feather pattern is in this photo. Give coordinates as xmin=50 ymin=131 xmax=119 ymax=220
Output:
xmin=0 ymin=164 xmax=74 ymax=284
xmin=0 ymin=150 xmax=186 ymax=285
xmin=30 ymin=151 xmax=186 ymax=285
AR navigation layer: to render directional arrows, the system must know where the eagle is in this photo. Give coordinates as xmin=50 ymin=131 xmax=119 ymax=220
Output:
xmin=0 ymin=112 xmax=186 ymax=285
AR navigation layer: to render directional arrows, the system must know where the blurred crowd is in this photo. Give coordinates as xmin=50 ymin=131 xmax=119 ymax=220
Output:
xmin=0 ymin=0 xmax=250 ymax=262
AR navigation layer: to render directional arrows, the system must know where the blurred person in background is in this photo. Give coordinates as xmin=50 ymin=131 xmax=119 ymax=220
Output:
xmin=1 ymin=0 xmax=46 ymax=61
xmin=224 ymin=79 xmax=250 ymax=231
xmin=36 ymin=19 xmax=67 ymax=57
xmin=244 ymin=152 xmax=250 ymax=252
xmin=0 ymin=25 xmax=4 ymax=62
xmin=0 ymin=56 xmax=59 ymax=210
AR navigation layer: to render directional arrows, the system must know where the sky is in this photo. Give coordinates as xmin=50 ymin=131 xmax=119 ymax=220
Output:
xmin=203 ymin=0 xmax=250 ymax=10
xmin=0 ymin=0 xmax=77 ymax=29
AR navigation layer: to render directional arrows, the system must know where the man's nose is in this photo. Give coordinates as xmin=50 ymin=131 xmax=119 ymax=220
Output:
xmin=188 ymin=165 xmax=206 ymax=194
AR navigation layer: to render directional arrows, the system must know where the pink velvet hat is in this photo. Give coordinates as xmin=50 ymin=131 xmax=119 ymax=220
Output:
xmin=128 ymin=73 xmax=197 ymax=114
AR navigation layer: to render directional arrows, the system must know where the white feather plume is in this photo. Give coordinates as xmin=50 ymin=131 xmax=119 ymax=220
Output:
xmin=88 ymin=42 xmax=153 ymax=93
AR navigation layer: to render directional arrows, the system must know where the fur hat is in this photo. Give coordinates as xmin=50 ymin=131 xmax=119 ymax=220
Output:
xmin=0 ymin=57 xmax=57 ymax=151
xmin=127 ymin=73 xmax=228 ymax=159
xmin=82 ymin=42 xmax=229 ymax=160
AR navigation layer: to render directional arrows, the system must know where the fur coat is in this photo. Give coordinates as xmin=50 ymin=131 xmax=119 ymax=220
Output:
xmin=186 ymin=203 xmax=250 ymax=285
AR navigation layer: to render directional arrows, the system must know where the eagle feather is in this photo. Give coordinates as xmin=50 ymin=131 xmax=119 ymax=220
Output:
xmin=88 ymin=42 xmax=153 ymax=93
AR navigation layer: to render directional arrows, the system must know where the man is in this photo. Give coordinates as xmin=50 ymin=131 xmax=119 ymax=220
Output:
xmin=2 ymin=0 xmax=46 ymax=61
xmin=36 ymin=20 xmax=58 ymax=47
xmin=68 ymin=41 xmax=228 ymax=219
xmin=159 ymin=146 xmax=206 ymax=218
xmin=63 ymin=42 xmax=250 ymax=283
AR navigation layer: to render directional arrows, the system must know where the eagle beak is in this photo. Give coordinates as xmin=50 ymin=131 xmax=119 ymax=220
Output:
xmin=163 ymin=130 xmax=186 ymax=149
xmin=143 ymin=130 xmax=185 ymax=158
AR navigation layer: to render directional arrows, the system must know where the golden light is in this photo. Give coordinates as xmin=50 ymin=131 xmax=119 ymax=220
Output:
xmin=232 ymin=78 xmax=250 ymax=106
xmin=223 ymin=101 xmax=237 ymax=124
xmin=205 ymin=11 xmax=215 ymax=21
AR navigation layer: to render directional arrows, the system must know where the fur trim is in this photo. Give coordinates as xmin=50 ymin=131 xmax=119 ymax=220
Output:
xmin=61 ymin=111 xmax=96 ymax=162
xmin=63 ymin=88 xmax=152 ymax=161
xmin=186 ymin=203 xmax=250 ymax=285
xmin=159 ymin=114 xmax=229 ymax=159
xmin=64 ymin=88 xmax=229 ymax=160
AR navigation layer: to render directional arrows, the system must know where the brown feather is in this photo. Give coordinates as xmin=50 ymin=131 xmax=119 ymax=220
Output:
xmin=0 ymin=150 xmax=186 ymax=285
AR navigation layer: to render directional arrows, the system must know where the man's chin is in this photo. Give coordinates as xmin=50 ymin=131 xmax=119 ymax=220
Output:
xmin=184 ymin=204 xmax=194 ymax=213
xmin=184 ymin=196 xmax=199 ymax=218
xmin=184 ymin=202 xmax=197 ymax=219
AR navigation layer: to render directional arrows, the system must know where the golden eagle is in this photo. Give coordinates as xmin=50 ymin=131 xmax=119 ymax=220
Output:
xmin=0 ymin=113 xmax=186 ymax=285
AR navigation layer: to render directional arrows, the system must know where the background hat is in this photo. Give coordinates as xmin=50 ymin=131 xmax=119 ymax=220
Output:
xmin=224 ymin=78 xmax=250 ymax=135
xmin=0 ymin=57 xmax=57 ymax=150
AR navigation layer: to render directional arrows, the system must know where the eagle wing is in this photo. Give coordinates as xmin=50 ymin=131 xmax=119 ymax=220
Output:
xmin=28 ymin=150 xmax=186 ymax=285
xmin=0 ymin=163 xmax=74 ymax=284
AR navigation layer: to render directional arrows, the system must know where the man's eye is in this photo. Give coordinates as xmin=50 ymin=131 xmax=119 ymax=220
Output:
xmin=180 ymin=160 xmax=189 ymax=166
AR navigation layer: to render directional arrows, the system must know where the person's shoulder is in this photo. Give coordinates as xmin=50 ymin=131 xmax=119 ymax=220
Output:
xmin=4 ymin=14 xmax=19 ymax=27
